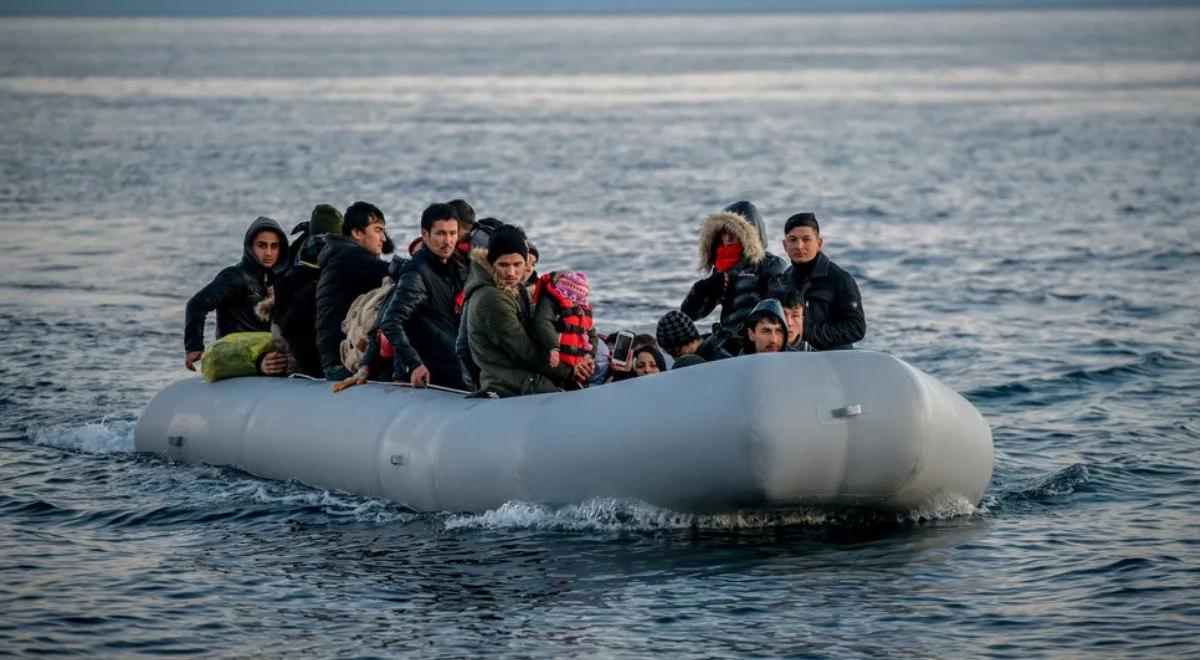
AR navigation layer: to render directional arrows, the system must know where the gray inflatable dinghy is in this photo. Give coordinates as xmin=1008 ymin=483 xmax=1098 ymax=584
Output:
xmin=135 ymin=351 xmax=993 ymax=515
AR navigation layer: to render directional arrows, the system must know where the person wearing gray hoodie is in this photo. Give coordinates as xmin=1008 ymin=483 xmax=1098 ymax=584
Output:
xmin=184 ymin=216 xmax=290 ymax=372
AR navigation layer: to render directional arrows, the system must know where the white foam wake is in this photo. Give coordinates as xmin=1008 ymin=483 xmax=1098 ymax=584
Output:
xmin=28 ymin=417 xmax=136 ymax=454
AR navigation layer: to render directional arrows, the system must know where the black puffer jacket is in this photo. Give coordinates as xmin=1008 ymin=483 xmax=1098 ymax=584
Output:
xmin=271 ymin=234 xmax=327 ymax=377
xmin=681 ymin=202 xmax=787 ymax=336
xmin=778 ymin=251 xmax=866 ymax=351
xmin=378 ymin=246 xmax=466 ymax=389
xmin=314 ymin=234 xmax=390 ymax=371
xmin=184 ymin=217 xmax=289 ymax=354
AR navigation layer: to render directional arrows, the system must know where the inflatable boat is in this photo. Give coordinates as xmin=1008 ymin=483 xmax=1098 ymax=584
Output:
xmin=134 ymin=351 xmax=993 ymax=515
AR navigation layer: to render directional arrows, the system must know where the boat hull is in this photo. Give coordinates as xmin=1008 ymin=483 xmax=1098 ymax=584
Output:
xmin=134 ymin=351 xmax=993 ymax=514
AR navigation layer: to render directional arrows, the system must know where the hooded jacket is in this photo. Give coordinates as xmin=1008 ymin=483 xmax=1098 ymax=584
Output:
xmin=681 ymin=202 xmax=787 ymax=341
xmin=778 ymin=250 xmax=865 ymax=351
xmin=377 ymin=245 xmax=466 ymax=389
xmin=464 ymin=248 xmax=574 ymax=397
xmin=314 ymin=233 xmax=391 ymax=371
xmin=744 ymin=298 xmax=789 ymax=354
xmin=184 ymin=217 xmax=289 ymax=354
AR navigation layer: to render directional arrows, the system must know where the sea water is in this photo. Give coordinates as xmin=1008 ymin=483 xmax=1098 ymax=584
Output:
xmin=1 ymin=8 xmax=1198 ymax=656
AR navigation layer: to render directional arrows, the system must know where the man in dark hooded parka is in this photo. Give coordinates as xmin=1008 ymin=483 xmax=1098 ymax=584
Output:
xmin=184 ymin=216 xmax=290 ymax=372
xmin=680 ymin=201 xmax=787 ymax=353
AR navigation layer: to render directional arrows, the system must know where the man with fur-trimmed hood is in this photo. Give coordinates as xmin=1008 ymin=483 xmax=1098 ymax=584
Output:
xmin=680 ymin=201 xmax=787 ymax=353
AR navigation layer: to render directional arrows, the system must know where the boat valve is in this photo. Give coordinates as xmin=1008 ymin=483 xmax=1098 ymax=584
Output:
xmin=831 ymin=404 xmax=863 ymax=418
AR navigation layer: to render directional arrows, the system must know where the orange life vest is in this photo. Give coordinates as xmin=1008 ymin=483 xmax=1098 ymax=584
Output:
xmin=533 ymin=274 xmax=594 ymax=367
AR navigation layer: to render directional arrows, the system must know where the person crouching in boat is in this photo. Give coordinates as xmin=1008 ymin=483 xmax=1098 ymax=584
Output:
xmin=531 ymin=270 xmax=598 ymax=389
xmin=184 ymin=216 xmax=290 ymax=375
xmin=655 ymin=310 xmax=733 ymax=369
xmin=465 ymin=225 xmax=594 ymax=397
xmin=744 ymin=299 xmax=788 ymax=354
xmin=779 ymin=289 xmax=812 ymax=352
xmin=681 ymin=201 xmax=787 ymax=354
xmin=631 ymin=345 xmax=667 ymax=377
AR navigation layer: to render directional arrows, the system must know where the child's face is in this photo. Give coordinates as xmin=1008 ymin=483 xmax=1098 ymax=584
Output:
xmin=748 ymin=319 xmax=785 ymax=354
xmin=783 ymin=305 xmax=804 ymax=344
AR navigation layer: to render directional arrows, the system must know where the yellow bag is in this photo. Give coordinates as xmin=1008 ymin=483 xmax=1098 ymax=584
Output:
xmin=201 ymin=332 xmax=275 ymax=383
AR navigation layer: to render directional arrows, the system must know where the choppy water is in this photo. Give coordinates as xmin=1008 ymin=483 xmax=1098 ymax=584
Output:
xmin=2 ymin=8 xmax=1199 ymax=656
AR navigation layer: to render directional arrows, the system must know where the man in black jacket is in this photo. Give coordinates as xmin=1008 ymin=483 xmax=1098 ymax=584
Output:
xmin=776 ymin=212 xmax=865 ymax=350
xmin=185 ymin=216 xmax=290 ymax=372
xmin=314 ymin=201 xmax=391 ymax=380
xmin=378 ymin=203 xmax=467 ymax=389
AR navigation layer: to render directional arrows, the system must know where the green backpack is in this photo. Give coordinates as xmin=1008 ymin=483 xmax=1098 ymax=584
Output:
xmin=201 ymin=332 xmax=275 ymax=383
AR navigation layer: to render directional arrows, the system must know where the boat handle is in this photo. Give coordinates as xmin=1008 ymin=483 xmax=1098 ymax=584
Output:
xmin=168 ymin=435 xmax=185 ymax=447
xmin=831 ymin=404 xmax=863 ymax=418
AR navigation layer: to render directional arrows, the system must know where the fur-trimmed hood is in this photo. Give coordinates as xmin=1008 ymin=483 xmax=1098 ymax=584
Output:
xmin=464 ymin=246 xmax=522 ymax=300
xmin=697 ymin=210 xmax=767 ymax=271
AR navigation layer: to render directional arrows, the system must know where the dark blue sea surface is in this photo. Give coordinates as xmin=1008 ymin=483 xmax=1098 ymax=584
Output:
xmin=1 ymin=9 xmax=1198 ymax=656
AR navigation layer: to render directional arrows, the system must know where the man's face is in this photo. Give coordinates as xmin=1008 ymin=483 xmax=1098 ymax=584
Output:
xmin=422 ymin=218 xmax=459 ymax=261
xmin=352 ymin=219 xmax=387 ymax=256
xmin=783 ymin=305 xmax=804 ymax=344
xmin=748 ymin=318 xmax=785 ymax=353
xmin=492 ymin=253 xmax=527 ymax=288
xmin=674 ymin=338 xmax=702 ymax=358
xmin=526 ymin=253 xmax=538 ymax=278
xmin=251 ymin=230 xmax=282 ymax=269
xmin=783 ymin=226 xmax=823 ymax=264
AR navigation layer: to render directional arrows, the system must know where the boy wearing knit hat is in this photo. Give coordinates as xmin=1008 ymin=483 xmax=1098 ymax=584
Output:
xmin=532 ymin=270 xmax=597 ymax=373
xmin=655 ymin=309 xmax=733 ymax=366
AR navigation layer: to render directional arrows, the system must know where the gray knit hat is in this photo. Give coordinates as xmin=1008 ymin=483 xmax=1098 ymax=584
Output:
xmin=656 ymin=310 xmax=701 ymax=350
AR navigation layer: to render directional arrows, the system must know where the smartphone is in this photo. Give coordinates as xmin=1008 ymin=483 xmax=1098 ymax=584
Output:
xmin=611 ymin=330 xmax=635 ymax=369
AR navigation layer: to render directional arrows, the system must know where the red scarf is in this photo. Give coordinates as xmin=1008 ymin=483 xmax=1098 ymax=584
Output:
xmin=714 ymin=243 xmax=744 ymax=272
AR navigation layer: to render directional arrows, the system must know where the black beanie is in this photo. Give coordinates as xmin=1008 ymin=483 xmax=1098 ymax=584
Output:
xmin=487 ymin=225 xmax=528 ymax=264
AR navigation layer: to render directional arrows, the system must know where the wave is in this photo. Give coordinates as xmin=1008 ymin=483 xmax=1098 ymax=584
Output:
xmin=443 ymin=496 xmax=979 ymax=533
xmin=28 ymin=418 xmax=135 ymax=454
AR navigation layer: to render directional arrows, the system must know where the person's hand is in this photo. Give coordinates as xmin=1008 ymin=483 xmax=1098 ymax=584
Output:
xmin=185 ymin=351 xmax=203 ymax=371
xmin=410 ymin=364 xmax=431 ymax=388
xmin=259 ymin=351 xmax=288 ymax=375
xmin=572 ymin=358 xmax=594 ymax=383
xmin=548 ymin=348 xmax=560 ymax=368
xmin=332 ymin=368 xmax=368 ymax=393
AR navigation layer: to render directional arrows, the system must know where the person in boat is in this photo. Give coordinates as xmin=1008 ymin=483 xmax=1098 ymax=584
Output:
xmin=744 ymin=299 xmax=788 ymax=354
xmin=525 ymin=243 xmax=540 ymax=288
xmin=532 ymin=270 xmax=597 ymax=387
xmin=314 ymin=201 xmax=392 ymax=381
xmin=375 ymin=203 xmax=467 ymax=389
xmin=605 ymin=333 xmax=663 ymax=383
xmin=184 ymin=216 xmax=290 ymax=375
xmin=681 ymin=201 xmax=788 ymax=354
xmin=775 ymin=212 xmax=865 ymax=350
xmin=454 ymin=215 xmax=506 ymax=391
xmin=779 ymin=288 xmax=812 ymax=352
xmin=465 ymin=225 xmax=592 ymax=397
xmin=259 ymin=204 xmax=344 ymax=377
xmin=655 ymin=310 xmax=733 ymax=368
xmin=632 ymin=345 xmax=667 ymax=377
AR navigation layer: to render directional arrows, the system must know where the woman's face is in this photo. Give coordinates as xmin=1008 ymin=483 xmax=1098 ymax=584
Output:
xmin=633 ymin=352 xmax=661 ymax=377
